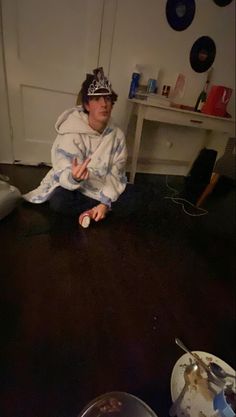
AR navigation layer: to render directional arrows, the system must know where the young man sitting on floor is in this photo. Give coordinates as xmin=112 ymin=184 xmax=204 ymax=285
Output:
xmin=23 ymin=67 xmax=128 ymax=228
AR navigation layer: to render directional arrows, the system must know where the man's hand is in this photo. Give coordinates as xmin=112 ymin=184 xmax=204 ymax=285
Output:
xmin=91 ymin=203 xmax=109 ymax=222
xmin=72 ymin=157 xmax=91 ymax=182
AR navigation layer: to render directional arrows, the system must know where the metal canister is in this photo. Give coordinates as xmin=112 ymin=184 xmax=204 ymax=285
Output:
xmin=128 ymin=72 xmax=141 ymax=99
xmin=147 ymin=78 xmax=157 ymax=94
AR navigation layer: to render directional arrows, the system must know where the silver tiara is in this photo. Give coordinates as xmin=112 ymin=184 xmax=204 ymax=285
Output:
xmin=87 ymin=76 xmax=112 ymax=96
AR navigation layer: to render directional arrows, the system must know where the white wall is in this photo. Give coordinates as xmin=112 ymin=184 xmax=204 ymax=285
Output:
xmin=0 ymin=0 xmax=235 ymax=174
xmin=0 ymin=2 xmax=13 ymax=162
xmin=100 ymin=0 xmax=235 ymax=175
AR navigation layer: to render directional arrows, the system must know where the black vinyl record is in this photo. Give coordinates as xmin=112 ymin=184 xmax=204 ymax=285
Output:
xmin=213 ymin=0 xmax=233 ymax=6
xmin=166 ymin=0 xmax=196 ymax=31
xmin=190 ymin=36 xmax=216 ymax=73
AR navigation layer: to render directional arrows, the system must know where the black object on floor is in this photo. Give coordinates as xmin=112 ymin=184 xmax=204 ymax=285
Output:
xmin=182 ymin=148 xmax=218 ymax=204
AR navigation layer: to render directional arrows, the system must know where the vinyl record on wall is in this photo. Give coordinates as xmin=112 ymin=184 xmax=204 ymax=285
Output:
xmin=213 ymin=0 xmax=233 ymax=6
xmin=190 ymin=36 xmax=216 ymax=73
xmin=166 ymin=0 xmax=196 ymax=31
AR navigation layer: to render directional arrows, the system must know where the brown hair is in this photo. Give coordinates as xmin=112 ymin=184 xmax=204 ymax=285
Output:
xmin=76 ymin=72 xmax=118 ymax=113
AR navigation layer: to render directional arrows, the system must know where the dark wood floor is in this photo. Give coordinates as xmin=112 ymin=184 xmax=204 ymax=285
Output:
xmin=0 ymin=164 xmax=235 ymax=417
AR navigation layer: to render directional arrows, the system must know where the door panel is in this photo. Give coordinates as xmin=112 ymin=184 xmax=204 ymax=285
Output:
xmin=20 ymin=85 xmax=76 ymax=163
xmin=2 ymin=0 xmax=104 ymax=164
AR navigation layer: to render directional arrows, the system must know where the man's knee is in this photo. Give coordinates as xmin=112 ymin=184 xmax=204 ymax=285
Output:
xmin=49 ymin=187 xmax=72 ymax=214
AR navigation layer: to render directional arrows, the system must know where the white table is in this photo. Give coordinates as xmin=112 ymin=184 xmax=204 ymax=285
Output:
xmin=128 ymin=99 xmax=235 ymax=183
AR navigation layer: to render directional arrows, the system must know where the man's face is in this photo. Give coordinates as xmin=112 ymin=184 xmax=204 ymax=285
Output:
xmin=85 ymin=96 xmax=113 ymax=127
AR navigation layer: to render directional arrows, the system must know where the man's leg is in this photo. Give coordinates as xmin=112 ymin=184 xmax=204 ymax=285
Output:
xmin=49 ymin=187 xmax=99 ymax=216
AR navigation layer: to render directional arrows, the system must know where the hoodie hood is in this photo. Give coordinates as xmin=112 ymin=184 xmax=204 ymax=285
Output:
xmin=55 ymin=105 xmax=114 ymax=136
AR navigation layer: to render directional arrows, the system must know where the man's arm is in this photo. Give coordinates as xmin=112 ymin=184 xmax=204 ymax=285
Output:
xmin=51 ymin=134 xmax=89 ymax=190
xmin=99 ymin=132 xmax=128 ymax=206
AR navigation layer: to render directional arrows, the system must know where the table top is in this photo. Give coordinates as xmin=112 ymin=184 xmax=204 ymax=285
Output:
xmin=128 ymin=98 xmax=235 ymax=124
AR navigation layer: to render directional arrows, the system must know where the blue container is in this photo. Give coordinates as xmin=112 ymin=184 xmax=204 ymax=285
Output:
xmin=213 ymin=390 xmax=236 ymax=417
xmin=147 ymin=78 xmax=157 ymax=94
xmin=128 ymin=72 xmax=140 ymax=99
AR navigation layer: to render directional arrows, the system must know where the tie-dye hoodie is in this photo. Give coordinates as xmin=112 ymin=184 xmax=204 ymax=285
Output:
xmin=23 ymin=106 xmax=127 ymax=207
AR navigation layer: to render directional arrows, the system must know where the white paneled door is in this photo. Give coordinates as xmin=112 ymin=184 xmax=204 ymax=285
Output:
xmin=2 ymin=0 xmax=104 ymax=164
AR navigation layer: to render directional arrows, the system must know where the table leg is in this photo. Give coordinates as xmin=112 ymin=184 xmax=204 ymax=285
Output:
xmin=129 ymin=105 xmax=145 ymax=183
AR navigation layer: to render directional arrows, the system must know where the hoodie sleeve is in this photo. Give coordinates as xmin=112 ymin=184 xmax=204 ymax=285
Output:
xmin=98 ymin=132 xmax=128 ymax=206
xmin=51 ymin=133 xmax=87 ymax=190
